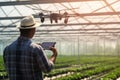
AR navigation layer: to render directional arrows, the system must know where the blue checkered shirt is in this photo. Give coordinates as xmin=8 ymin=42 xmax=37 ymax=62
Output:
xmin=3 ymin=36 xmax=54 ymax=80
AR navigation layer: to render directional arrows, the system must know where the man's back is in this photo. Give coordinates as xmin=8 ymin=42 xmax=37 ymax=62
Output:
xmin=3 ymin=36 xmax=53 ymax=80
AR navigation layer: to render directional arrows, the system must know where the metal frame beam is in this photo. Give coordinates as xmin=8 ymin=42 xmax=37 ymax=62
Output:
xmin=0 ymin=22 xmax=120 ymax=28
xmin=0 ymin=0 xmax=102 ymax=6
xmin=1 ymin=12 xmax=120 ymax=20
xmin=1 ymin=31 xmax=120 ymax=34
xmin=1 ymin=34 xmax=119 ymax=38
xmin=1 ymin=28 xmax=120 ymax=32
xmin=41 ymin=22 xmax=120 ymax=26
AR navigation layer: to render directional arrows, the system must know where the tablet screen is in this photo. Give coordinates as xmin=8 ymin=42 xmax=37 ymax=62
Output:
xmin=41 ymin=42 xmax=56 ymax=50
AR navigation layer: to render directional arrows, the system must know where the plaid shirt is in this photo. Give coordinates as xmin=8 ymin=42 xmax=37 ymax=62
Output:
xmin=3 ymin=36 xmax=54 ymax=80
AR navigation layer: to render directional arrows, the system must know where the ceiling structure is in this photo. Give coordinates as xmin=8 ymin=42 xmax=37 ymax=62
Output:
xmin=0 ymin=0 xmax=120 ymax=42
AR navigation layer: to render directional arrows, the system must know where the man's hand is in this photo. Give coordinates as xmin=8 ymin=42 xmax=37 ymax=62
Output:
xmin=49 ymin=47 xmax=58 ymax=63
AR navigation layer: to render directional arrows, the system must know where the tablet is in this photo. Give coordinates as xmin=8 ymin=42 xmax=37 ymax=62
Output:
xmin=41 ymin=42 xmax=56 ymax=50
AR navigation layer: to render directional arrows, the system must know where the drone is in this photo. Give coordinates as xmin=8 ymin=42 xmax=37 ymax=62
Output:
xmin=37 ymin=8 xmax=78 ymax=24
xmin=39 ymin=11 xmax=69 ymax=24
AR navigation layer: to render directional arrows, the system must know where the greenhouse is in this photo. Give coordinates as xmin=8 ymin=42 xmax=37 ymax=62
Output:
xmin=0 ymin=0 xmax=120 ymax=80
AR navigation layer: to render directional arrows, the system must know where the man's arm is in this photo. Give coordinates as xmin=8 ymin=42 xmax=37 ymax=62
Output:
xmin=34 ymin=44 xmax=58 ymax=73
xmin=49 ymin=47 xmax=58 ymax=63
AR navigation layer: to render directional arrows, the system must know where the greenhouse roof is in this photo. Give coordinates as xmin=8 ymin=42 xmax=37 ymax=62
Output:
xmin=0 ymin=0 xmax=120 ymax=41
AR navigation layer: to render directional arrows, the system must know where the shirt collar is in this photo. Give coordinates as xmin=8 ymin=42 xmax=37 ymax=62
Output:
xmin=18 ymin=36 xmax=31 ymax=41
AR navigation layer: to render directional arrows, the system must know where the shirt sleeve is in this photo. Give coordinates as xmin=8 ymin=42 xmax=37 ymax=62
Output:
xmin=33 ymin=44 xmax=54 ymax=73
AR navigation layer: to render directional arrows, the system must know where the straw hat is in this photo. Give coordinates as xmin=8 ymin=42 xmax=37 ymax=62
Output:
xmin=17 ymin=15 xmax=40 ymax=29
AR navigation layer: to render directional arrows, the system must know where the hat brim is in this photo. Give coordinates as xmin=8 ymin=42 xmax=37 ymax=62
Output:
xmin=16 ymin=22 xmax=40 ymax=29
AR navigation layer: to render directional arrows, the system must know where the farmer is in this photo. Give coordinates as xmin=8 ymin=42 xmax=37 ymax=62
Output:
xmin=3 ymin=15 xmax=58 ymax=80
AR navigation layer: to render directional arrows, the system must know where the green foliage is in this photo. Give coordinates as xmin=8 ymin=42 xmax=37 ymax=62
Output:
xmin=101 ymin=68 xmax=120 ymax=80
xmin=0 ymin=56 xmax=5 ymax=70
xmin=0 ymin=55 xmax=120 ymax=80
xmin=43 ymin=56 xmax=120 ymax=80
